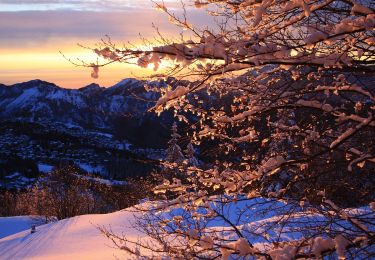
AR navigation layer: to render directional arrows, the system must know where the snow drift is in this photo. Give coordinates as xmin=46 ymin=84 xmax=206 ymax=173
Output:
xmin=0 ymin=210 xmax=142 ymax=260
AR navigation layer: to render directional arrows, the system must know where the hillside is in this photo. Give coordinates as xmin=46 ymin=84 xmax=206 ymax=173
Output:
xmin=1 ymin=199 xmax=372 ymax=260
xmin=0 ymin=209 xmax=142 ymax=260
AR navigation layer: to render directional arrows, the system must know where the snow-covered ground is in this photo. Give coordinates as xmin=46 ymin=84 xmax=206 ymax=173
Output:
xmin=0 ymin=210 xmax=142 ymax=260
xmin=77 ymin=163 xmax=106 ymax=175
xmin=37 ymin=163 xmax=54 ymax=173
xmin=1 ymin=200 xmax=372 ymax=260
xmin=0 ymin=216 xmax=44 ymax=239
xmin=0 ymin=173 xmax=36 ymax=190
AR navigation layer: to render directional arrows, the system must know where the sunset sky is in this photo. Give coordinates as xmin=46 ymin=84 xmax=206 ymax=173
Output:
xmin=0 ymin=0 xmax=209 ymax=88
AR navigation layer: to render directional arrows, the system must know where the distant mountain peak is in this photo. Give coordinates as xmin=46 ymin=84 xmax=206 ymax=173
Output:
xmin=111 ymin=78 xmax=140 ymax=88
xmin=83 ymin=83 xmax=101 ymax=88
xmin=11 ymin=80 xmax=59 ymax=92
xmin=79 ymin=83 xmax=103 ymax=93
xmin=20 ymin=79 xmax=56 ymax=86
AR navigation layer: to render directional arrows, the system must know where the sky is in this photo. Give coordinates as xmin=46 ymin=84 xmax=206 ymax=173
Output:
xmin=0 ymin=0 xmax=209 ymax=88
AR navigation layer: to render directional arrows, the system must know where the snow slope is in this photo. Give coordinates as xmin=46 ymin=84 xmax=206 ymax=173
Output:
xmin=0 ymin=210 xmax=143 ymax=260
xmin=0 ymin=217 xmax=44 ymax=239
xmin=1 ymin=200 xmax=371 ymax=260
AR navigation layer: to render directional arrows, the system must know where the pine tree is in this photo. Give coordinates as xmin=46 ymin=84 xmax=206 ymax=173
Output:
xmin=165 ymin=122 xmax=184 ymax=164
xmin=184 ymin=142 xmax=198 ymax=167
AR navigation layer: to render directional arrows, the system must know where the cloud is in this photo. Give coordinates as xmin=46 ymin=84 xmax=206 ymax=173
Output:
xmin=0 ymin=7 xmax=211 ymax=49
xmin=0 ymin=10 xmax=172 ymax=49
xmin=0 ymin=0 xmax=183 ymax=12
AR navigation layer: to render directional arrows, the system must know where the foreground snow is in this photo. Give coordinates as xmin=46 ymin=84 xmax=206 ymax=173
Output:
xmin=0 ymin=210 xmax=143 ymax=260
xmin=0 ymin=216 xmax=45 ymax=239
xmin=1 ymin=199 xmax=372 ymax=260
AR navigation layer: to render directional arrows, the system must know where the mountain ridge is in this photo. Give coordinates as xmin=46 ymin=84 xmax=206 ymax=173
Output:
xmin=0 ymin=78 xmax=167 ymax=131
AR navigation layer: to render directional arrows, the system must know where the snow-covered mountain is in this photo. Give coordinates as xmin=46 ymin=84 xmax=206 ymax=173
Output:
xmin=0 ymin=78 xmax=164 ymax=130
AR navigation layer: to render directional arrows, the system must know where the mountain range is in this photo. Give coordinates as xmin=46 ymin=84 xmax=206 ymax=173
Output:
xmin=0 ymin=78 xmax=177 ymax=148
xmin=0 ymin=78 xmax=159 ymax=128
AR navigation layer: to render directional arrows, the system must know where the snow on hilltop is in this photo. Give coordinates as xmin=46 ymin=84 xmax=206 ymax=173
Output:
xmin=0 ymin=209 xmax=143 ymax=260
